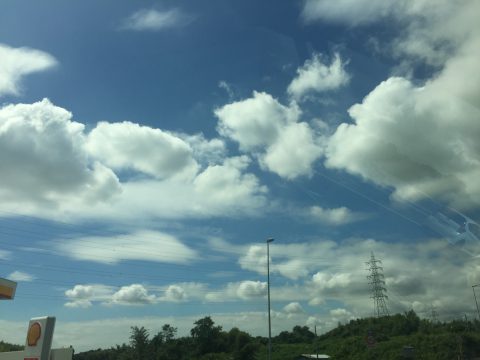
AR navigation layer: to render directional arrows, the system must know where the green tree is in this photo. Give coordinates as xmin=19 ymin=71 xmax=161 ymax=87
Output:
xmin=130 ymin=326 xmax=150 ymax=360
xmin=190 ymin=316 xmax=224 ymax=355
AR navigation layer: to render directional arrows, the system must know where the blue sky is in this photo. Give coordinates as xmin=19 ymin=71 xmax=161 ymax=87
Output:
xmin=1 ymin=0 xmax=480 ymax=351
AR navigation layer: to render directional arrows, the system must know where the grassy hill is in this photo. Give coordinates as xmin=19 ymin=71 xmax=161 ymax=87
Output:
xmin=310 ymin=311 xmax=480 ymax=359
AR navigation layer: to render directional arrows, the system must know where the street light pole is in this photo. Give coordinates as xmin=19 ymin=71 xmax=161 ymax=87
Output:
xmin=472 ymin=285 xmax=480 ymax=320
xmin=267 ymin=238 xmax=274 ymax=360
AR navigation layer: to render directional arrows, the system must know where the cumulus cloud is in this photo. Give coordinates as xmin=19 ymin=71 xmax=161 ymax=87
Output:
xmin=0 ymin=98 xmax=267 ymax=220
xmin=0 ymin=99 xmax=121 ymax=211
xmin=163 ymin=285 xmax=186 ymax=302
xmin=215 ymin=91 xmax=323 ymax=179
xmin=64 ymin=284 xmax=114 ymax=308
xmin=7 ymin=271 xmax=35 ymax=282
xmin=287 ymin=53 xmax=350 ymax=100
xmin=0 ymin=44 xmax=57 ymax=97
xmin=312 ymin=272 xmax=352 ymax=290
xmin=57 ymin=230 xmax=197 ymax=265
xmin=72 ymin=155 xmax=267 ymax=221
xmin=309 ymin=206 xmax=366 ymax=225
xmin=216 ymin=91 xmax=300 ymax=152
xmin=329 ymin=308 xmax=354 ymax=323
xmin=121 ymin=8 xmax=189 ymax=31
xmin=111 ymin=284 xmax=156 ymax=305
xmin=302 ymin=0 xmax=479 ymax=67
xmin=283 ymin=302 xmax=304 ymax=314
xmin=205 ymin=280 xmax=267 ymax=302
xmin=229 ymin=234 xmax=480 ymax=321
xmin=238 ymin=241 xmax=338 ymax=280
xmin=326 ymin=75 xmax=480 ymax=209
xmin=236 ymin=281 xmax=267 ymax=300
xmin=193 ymin=156 xmax=267 ymax=208
xmin=179 ymin=134 xmax=226 ymax=166
xmin=300 ymin=0 xmax=480 ymax=211
xmin=260 ymin=122 xmax=324 ymax=179
xmin=86 ymin=121 xmax=199 ymax=180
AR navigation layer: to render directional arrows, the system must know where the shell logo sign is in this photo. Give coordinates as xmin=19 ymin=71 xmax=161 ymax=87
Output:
xmin=0 ymin=316 xmax=73 ymax=360
xmin=27 ymin=322 xmax=42 ymax=347
xmin=23 ymin=317 xmax=55 ymax=360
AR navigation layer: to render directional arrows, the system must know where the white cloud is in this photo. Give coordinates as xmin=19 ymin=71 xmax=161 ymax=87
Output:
xmin=179 ymin=133 xmax=226 ymax=166
xmin=64 ymin=299 xmax=93 ymax=309
xmin=66 ymin=285 xmax=95 ymax=299
xmin=163 ymin=285 xmax=186 ymax=302
xmin=309 ymin=205 xmax=366 ymax=225
xmin=65 ymin=283 xmax=159 ymax=307
xmin=231 ymin=235 xmax=480 ymax=322
xmin=326 ymin=75 xmax=480 ymax=209
xmin=301 ymin=0 xmax=397 ymax=25
xmin=216 ymin=91 xmax=300 ymax=152
xmin=64 ymin=284 xmax=114 ymax=308
xmin=7 ymin=271 xmax=35 ymax=282
xmin=0 ymin=250 xmax=11 ymax=260
xmin=312 ymin=272 xmax=352 ymax=290
xmin=301 ymin=0 xmax=480 ymax=210
xmin=238 ymin=245 xmax=268 ymax=275
xmin=0 ymin=99 xmax=121 ymax=212
xmin=238 ymin=241 xmax=338 ymax=280
xmin=260 ymin=122 xmax=323 ymax=179
xmin=302 ymin=0 xmax=479 ymax=67
xmin=0 ymin=44 xmax=57 ymax=97
xmin=122 ymin=8 xmax=188 ymax=31
xmin=287 ymin=53 xmax=350 ymax=100
xmin=329 ymin=308 xmax=354 ymax=323
xmin=70 ymin=155 xmax=267 ymax=221
xmin=283 ymin=302 xmax=304 ymax=314
xmin=0 ymin=99 xmax=267 ymax=221
xmin=57 ymin=230 xmax=197 ymax=265
xmin=154 ymin=282 xmax=207 ymax=303
xmin=111 ymin=284 xmax=156 ymax=305
xmin=216 ymin=92 xmax=323 ymax=179
xmin=205 ymin=280 xmax=267 ymax=302
xmin=193 ymin=156 xmax=267 ymax=209
xmin=236 ymin=281 xmax=267 ymax=300
xmin=308 ymin=297 xmax=325 ymax=306
xmin=86 ymin=121 xmax=199 ymax=180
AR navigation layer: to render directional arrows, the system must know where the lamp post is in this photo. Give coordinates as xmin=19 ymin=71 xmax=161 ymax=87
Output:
xmin=472 ymin=284 xmax=480 ymax=320
xmin=267 ymin=238 xmax=274 ymax=360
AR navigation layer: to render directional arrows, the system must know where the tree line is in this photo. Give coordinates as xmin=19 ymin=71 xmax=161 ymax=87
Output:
xmin=3 ymin=311 xmax=480 ymax=359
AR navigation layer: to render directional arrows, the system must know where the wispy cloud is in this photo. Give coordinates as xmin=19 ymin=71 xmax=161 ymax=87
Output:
xmin=308 ymin=205 xmax=367 ymax=225
xmin=0 ymin=44 xmax=57 ymax=97
xmin=56 ymin=230 xmax=198 ymax=265
xmin=121 ymin=8 xmax=190 ymax=31
xmin=7 ymin=271 xmax=35 ymax=282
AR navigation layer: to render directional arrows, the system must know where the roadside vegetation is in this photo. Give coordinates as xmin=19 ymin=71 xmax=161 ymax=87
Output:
xmin=3 ymin=311 xmax=480 ymax=359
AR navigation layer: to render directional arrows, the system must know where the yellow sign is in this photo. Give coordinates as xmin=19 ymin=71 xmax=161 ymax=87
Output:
xmin=27 ymin=322 xmax=42 ymax=346
xmin=0 ymin=277 xmax=17 ymax=300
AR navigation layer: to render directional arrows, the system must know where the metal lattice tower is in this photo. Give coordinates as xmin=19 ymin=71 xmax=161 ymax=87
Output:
xmin=430 ymin=304 xmax=439 ymax=323
xmin=366 ymin=252 xmax=389 ymax=317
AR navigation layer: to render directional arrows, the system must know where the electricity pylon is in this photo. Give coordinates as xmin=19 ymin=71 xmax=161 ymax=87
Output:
xmin=366 ymin=252 xmax=389 ymax=317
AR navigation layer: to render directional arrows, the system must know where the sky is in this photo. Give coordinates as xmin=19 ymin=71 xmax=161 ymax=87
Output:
xmin=1 ymin=0 xmax=480 ymax=352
